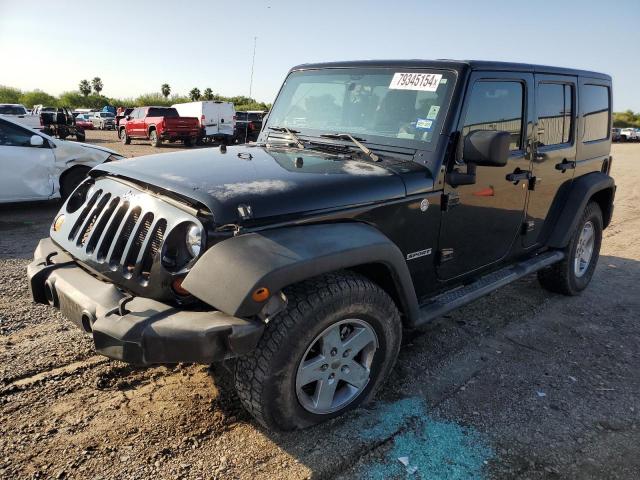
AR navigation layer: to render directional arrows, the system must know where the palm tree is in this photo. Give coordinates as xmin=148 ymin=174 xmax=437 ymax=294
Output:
xmin=161 ymin=83 xmax=171 ymax=98
xmin=91 ymin=77 xmax=103 ymax=95
xmin=79 ymin=80 xmax=91 ymax=97
xmin=189 ymin=88 xmax=201 ymax=101
xmin=202 ymin=88 xmax=214 ymax=100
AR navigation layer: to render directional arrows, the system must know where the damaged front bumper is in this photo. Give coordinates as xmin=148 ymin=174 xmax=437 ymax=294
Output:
xmin=27 ymin=238 xmax=264 ymax=366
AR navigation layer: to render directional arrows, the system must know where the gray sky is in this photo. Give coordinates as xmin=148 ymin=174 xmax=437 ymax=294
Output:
xmin=1 ymin=0 xmax=638 ymax=110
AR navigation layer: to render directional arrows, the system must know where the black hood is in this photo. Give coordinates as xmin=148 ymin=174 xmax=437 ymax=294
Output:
xmin=93 ymin=145 xmax=421 ymax=225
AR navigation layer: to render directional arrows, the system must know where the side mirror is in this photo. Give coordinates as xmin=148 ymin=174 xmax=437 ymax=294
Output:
xmin=125 ymin=115 xmax=131 ymax=121
xmin=30 ymin=135 xmax=44 ymax=147
xmin=463 ymin=130 xmax=511 ymax=167
xmin=446 ymin=130 xmax=511 ymax=187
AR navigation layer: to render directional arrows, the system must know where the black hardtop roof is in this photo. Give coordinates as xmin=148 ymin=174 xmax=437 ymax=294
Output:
xmin=290 ymin=59 xmax=610 ymax=81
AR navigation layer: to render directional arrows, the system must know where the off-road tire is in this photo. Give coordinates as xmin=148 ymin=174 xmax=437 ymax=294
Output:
xmin=234 ymin=271 xmax=402 ymax=431
xmin=76 ymin=131 xmax=85 ymax=142
xmin=150 ymin=129 xmax=161 ymax=147
xmin=60 ymin=167 xmax=90 ymax=200
xmin=120 ymin=129 xmax=130 ymax=144
xmin=538 ymin=201 xmax=603 ymax=295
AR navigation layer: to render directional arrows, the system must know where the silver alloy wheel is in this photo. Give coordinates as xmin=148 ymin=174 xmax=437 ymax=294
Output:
xmin=574 ymin=220 xmax=595 ymax=277
xmin=295 ymin=318 xmax=378 ymax=414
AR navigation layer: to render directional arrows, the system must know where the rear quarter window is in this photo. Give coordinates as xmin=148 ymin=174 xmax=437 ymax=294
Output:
xmin=581 ymin=84 xmax=610 ymax=142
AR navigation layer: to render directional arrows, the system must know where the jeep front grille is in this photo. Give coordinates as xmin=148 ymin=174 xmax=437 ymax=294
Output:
xmin=52 ymin=177 xmax=204 ymax=297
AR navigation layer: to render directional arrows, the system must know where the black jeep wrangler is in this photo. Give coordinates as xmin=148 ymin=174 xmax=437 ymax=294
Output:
xmin=28 ymin=60 xmax=615 ymax=431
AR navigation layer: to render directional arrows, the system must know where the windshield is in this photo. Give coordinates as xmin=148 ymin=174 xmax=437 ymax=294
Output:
xmin=100 ymin=112 xmax=115 ymax=118
xmin=0 ymin=105 xmax=27 ymax=115
xmin=267 ymin=68 xmax=455 ymax=147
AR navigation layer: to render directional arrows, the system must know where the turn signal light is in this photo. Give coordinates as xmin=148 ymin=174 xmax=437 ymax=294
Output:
xmin=52 ymin=214 xmax=65 ymax=232
xmin=251 ymin=287 xmax=270 ymax=303
xmin=172 ymin=277 xmax=190 ymax=296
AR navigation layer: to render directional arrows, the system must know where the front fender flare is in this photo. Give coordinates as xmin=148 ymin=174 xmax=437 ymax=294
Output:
xmin=182 ymin=223 xmax=419 ymax=322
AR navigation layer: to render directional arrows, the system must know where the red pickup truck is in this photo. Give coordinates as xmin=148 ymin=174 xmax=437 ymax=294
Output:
xmin=119 ymin=106 xmax=199 ymax=147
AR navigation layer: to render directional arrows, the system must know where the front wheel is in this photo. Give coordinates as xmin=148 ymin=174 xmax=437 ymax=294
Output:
xmin=234 ymin=271 xmax=402 ymax=431
xmin=538 ymin=201 xmax=603 ymax=295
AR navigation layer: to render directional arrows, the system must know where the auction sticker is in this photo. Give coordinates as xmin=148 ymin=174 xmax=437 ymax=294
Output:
xmin=389 ymin=72 xmax=442 ymax=91
xmin=426 ymin=105 xmax=440 ymax=120
xmin=416 ymin=118 xmax=433 ymax=130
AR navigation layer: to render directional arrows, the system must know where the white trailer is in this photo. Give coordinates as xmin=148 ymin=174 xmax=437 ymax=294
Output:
xmin=172 ymin=101 xmax=236 ymax=144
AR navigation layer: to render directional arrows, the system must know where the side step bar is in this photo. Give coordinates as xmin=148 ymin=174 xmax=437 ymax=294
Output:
xmin=416 ymin=250 xmax=564 ymax=326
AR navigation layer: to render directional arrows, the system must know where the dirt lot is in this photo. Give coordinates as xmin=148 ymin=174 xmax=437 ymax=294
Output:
xmin=1 ymin=135 xmax=639 ymax=479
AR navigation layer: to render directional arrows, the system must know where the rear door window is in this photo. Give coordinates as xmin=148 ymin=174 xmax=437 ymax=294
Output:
xmin=537 ymin=83 xmax=573 ymax=146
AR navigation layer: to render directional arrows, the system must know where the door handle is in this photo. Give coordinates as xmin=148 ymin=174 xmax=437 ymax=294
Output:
xmin=505 ymin=168 xmax=531 ymax=183
xmin=555 ymin=160 xmax=576 ymax=171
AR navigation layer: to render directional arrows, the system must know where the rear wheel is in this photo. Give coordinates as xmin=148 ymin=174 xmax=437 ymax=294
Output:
xmin=234 ymin=271 xmax=402 ymax=430
xmin=150 ymin=129 xmax=161 ymax=147
xmin=120 ymin=128 xmax=130 ymax=144
xmin=75 ymin=130 xmax=85 ymax=142
xmin=538 ymin=201 xmax=603 ymax=295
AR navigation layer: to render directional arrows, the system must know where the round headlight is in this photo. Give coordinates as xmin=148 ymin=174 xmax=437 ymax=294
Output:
xmin=185 ymin=224 xmax=203 ymax=257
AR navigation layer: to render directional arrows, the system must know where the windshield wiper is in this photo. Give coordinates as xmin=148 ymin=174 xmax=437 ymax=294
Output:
xmin=268 ymin=126 xmax=305 ymax=149
xmin=319 ymin=133 xmax=380 ymax=162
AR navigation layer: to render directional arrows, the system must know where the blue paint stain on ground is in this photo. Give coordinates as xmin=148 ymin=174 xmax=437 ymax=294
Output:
xmin=353 ymin=398 xmax=493 ymax=479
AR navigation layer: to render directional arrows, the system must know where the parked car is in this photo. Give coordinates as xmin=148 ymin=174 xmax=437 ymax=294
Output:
xmin=234 ymin=110 xmax=265 ymax=143
xmin=172 ymin=101 xmax=236 ymax=144
xmin=115 ymin=107 xmax=134 ymax=133
xmin=91 ymin=111 xmax=116 ymax=130
xmin=620 ymin=127 xmax=639 ymax=142
xmin=0 ymin=116 xmax=123 ymax=203
xmin=75 ymin=114 xmax=95 ymax=130
xmin=0 ymin=103 xmax=41 ymax=130
xmin=611 ymin=128 xmax=621 ymax=142
xmin=33 ymin=105 xmax=86 ymax=141
xmin=28 ymin=60 xmax=615 ymax=431
xmin=119 ymin=106 xmax=199 ymax=147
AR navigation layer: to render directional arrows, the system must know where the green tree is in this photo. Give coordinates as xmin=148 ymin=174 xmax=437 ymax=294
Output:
xmin=19 ymin=90 xmax=58 ymax=109
xmin=161 ymin=83 xmax=171 ymax=98
xmin=136 ymin=92 xmax=172 ymax=107
xmin=79 ymin=80 xmax=91 ymax=97
xmin=59 ymin=91 xmax=86 ymax=108
xmin=91 ymin=77 xmax=103 ymax=95
xmin=189 ymin=88 xmax=201 ymax=101
xmin=0 ymin=85 xmax=22 ymax=103
xmin=202 ymin=88 xmax=214 ymax=100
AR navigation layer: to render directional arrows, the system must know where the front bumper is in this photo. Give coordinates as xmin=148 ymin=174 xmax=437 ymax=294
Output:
xmin=27 ymin=238 xmax=264 ymax=366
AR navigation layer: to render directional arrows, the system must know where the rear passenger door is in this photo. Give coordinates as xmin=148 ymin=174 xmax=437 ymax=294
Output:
xmin=524 ymin=75 xmax=577 ymax=247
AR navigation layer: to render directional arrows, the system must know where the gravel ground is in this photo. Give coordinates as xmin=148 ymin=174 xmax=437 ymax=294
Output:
xmin=0 ymin=135 xmax=639 ymax=479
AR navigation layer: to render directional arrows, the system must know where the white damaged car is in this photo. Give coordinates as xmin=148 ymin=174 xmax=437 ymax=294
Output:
xmin=0 ymin=116 xmax=124 ymax=203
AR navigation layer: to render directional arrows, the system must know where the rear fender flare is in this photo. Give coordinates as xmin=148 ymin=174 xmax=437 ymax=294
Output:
xmin=182 ymin=223 xmax=419 ymax=323
xmin=546 ymin=172 xmax=615 ymax=248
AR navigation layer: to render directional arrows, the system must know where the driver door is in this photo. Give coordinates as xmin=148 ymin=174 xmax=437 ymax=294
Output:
xmin=437 ymin=72 xmax=534 ymax=280
xmin=0 ymin=119 xmax=55 ymax=202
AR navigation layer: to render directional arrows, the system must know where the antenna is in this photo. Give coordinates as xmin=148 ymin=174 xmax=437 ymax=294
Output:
xmin=249 ymin=36 xmax=257 ymax=100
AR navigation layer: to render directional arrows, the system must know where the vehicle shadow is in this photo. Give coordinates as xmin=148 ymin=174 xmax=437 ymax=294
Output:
xmin=205 ymin=254 xmax=640 ymax=479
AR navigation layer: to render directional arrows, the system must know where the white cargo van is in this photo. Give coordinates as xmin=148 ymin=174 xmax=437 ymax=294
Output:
xmin=172 ymin=101 xmax=235 ymax=144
